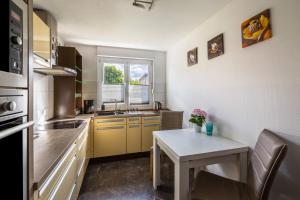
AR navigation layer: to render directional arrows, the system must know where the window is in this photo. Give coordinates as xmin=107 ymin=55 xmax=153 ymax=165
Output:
xmin=99 ymin=58 xmax=153 ymax=108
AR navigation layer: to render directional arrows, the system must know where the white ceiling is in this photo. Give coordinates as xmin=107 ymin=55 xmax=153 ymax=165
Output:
xmin=33 ymin=0 xmax=232 ymax=51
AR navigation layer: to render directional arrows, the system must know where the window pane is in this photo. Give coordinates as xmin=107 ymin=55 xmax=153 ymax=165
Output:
xmin=102 ymin=85 xmax=125 ymax=103
xmin=129 ymin=64 xmax=149 ymax=85
xmin=103 ymin=63 xmax=124 ymax=84
xmin=129 ymin=64 xmax=150 ymax=104
xmin=129 ymin=85 xmax=150 ymax=105
xmin=102 ymin=63 xmax=125 ymax=103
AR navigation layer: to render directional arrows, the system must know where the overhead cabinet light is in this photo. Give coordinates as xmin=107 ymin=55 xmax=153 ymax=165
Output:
xmin=133 ymin=0 xmax=153 ymax=10
xmin=33 ymin=65 xmax=77 ymax=77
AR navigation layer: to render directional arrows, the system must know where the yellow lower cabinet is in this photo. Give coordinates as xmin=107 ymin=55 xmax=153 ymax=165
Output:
xmin=142 ymin=123 xmax=160 ymax=152
xmin=48 ymin=155 xmax=77 ymax=200
xmin=127 ymin=124 xmax=142 ymax=153
xmin=94 ymin=125 xmax=127 ymax=157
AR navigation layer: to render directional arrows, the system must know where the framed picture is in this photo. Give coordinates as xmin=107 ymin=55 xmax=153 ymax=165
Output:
xmin=241 ymin=9 xmax=272 ymax=48
xmin=187 ymin=47 xmax=198 ymax=66
xmin=208 ymin=33 xmax=224 ymax=60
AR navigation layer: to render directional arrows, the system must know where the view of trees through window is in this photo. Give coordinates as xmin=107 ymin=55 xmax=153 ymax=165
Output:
xmin=104 ymin=65 xmax=124 ymax=85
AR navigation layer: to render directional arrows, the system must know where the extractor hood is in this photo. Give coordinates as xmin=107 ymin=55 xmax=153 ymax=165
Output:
xmin=34 ymin=65 xmax=77 ymax=77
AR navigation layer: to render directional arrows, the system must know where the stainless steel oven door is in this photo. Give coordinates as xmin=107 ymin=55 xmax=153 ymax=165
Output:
xmin=0 ymin=117 xmax=34 ymax=200
xmin=0 ymin=0 xmax=28 ymax=88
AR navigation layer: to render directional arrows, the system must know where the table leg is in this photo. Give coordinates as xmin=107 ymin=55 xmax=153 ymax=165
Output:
xmin=174 ymin=161 xmax=190 ymax=200
xmin=153 ymin=137 xmax=160 ymax=189
xmin=240 ymin=151 xmax=248 ymax=183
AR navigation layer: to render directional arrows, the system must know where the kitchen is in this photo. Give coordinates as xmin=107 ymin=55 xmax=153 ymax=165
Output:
xmin=0 ymin=0 xmax=300 ymax=200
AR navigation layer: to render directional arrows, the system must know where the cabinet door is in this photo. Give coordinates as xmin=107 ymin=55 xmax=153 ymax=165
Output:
xmin=127 ymin=124 xmax=142 ymax=153
xmin=94 ymin=125 xmax=126 ymax=157
xmin=141 ymin=124 xmax=160 ymax=152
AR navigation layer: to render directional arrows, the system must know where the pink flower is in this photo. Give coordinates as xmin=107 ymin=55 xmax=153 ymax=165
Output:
xmin=192 ymin=109 xmax=207 ymax=117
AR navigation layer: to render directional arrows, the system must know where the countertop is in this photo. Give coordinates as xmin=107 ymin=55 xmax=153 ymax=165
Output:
xmin=33 ymin=114 xmax=93 ymax=190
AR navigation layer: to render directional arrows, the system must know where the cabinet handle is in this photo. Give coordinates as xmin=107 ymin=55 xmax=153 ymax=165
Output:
xmin=143 ymin=124 xmax=160 ymax=127
xmin=97 ymin=126 xmax=125 ymax=131
xmin=129 ymin=118 xmax=139 ymax=121
xmin=97 ymin=119 xmax=125 ymax=123
xmin=129 ymin=125 xmax=140 ymax=128
xmin=143 ymin=117 xmax=160 ymax=121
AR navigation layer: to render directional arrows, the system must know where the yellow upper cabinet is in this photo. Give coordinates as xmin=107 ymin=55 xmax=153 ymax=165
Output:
xmin=33 ymin=12 xmax=50 ymax=63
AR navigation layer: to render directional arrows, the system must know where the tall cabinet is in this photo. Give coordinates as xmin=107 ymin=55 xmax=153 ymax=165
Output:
xmin=54 ymin=46 xmax=83 ymax=118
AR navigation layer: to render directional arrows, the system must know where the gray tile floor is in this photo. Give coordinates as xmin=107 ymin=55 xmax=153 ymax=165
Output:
xmin=78 ymin=156 xmax=174 ymax=200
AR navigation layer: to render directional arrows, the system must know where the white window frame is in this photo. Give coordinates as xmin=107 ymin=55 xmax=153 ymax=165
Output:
xmin=97 ymin=57 xmax=154 ymax=110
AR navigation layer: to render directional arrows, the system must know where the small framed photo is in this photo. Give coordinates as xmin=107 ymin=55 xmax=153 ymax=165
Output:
xmin=187 ymin=47 xmax=198 ymax=66
xmin=241 ymin=9 xmax=272 ymax=48
xmin=208 ymin=33 xmax=224 ymax=60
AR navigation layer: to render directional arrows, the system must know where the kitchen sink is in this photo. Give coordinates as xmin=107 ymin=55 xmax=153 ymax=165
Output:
xmin=35 ymin=120 xmax=85 ymax=131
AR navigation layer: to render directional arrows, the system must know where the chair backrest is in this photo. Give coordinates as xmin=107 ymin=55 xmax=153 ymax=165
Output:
xmin=160 ymin=111 xmax=183 ymax=130
xmin=247 ymin=129 xmax=287 ymax=200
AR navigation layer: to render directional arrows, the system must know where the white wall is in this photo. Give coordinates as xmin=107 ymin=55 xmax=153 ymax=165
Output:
xmin=33 ymin=63 xmax=54 ymax=123
xmin=166 ymin=0 xmax=300 ymax=199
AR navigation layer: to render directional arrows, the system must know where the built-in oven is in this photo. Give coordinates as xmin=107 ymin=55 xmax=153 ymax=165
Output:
xmin=0 ymin=89 xmax=33 ymax=200
xmin=0 ymin=0 xmax=28 ymax=88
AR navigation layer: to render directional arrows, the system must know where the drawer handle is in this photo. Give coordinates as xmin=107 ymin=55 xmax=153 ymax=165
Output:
xmin=129 ymin=125 xmax=140 ymax=128
xmin=97 ymin=119 xmax=125 ymax=123
xmin=144 ymin=124 xmax=160 ymax=127
xmin=129 ymin=118 xmax=139 ymax=121
xmin=97 ymin=126 xmax=125 ymax=131
xmin=144 ymin=117 xmax=160 ymax=121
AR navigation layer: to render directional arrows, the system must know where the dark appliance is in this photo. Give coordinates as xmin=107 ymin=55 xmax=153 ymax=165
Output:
xmin=0 ymin=89 xmax=33 ymax=200
xmin=84 ymin=100 xmax=95 ymax=114
xmin=154 ymin=101 xmax=162 ymax=111
xmin=0 ymin=0 xmax=28 ymax=88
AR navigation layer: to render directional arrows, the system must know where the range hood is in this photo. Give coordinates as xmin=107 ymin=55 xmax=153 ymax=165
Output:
xmin=34 ymin=65 xmax=77 ymax=77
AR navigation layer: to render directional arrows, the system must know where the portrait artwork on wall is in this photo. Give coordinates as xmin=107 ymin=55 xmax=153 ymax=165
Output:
xmin=207 ymin=33 xmax=224 ymax=60
xmin=187 ymin=47 xmax=198 ymax=66
xmin=241 ymin=9 xmax=272 ymax=48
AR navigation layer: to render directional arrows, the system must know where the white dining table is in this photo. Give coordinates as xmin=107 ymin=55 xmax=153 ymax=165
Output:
xmin=153 ymin=128 xmax=249 ymax=200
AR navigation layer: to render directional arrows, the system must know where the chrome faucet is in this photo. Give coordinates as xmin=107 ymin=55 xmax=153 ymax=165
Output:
xmin=114 ymin=99 xmax=118 ymax=115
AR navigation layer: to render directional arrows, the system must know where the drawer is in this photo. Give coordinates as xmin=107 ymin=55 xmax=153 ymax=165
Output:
xmin=94 ymin=117 xmax=126 ymax=127
xmin=76 ymin=157 xmax=89 ymax=197
xmin=127 ymin=117 xmax=141 ymax=124
xmin=77 ymin=125 xmax=88 ymax=148
xmin=49 ymin=155 xmax=77 ymax=200
xmin=142 ymin=116 xmax=161 ymax=124
xmin=77 ymin=134 xmax=88 ymax=175
xmin=38 ymin=143 xmax=77 ymax=200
